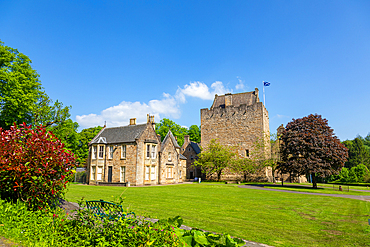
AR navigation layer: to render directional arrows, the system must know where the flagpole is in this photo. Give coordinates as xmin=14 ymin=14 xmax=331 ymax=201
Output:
xmin=263 ymin=81 xmax=265 ymax=106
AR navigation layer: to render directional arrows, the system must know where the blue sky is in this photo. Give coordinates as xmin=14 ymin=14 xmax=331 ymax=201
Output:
xmin=1 ymin=0 xmax=369 ymax=141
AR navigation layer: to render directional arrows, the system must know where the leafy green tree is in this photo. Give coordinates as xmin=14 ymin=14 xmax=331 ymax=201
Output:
xmin=343 ymin=138 xmax=370 ymax=169
xmin=353 ymin=164 xmax=369 ymax=182
xmin=155 ymin=118 xmax=188 ymax=146
xmin=339 ymin=167 xmax=349 ymax=182
xmin=75 ymin=126 xmax=103 ymax=166
xmin=195 ymin=139 xmax=237 ymax=181
xmin=278 ymin=114 xmax=348 ymax=188
xmin=188 ymin=125 xmax=201 ymax=143
xmin=232 ymin=135 xmax=271 ymax=182
xmin=48 ymin=119 xmax=79 ymax=153
xmin=0 ymin=41 xmax=70 ymax=129
xmin=348 ymin=167 xmax=358 ymax=183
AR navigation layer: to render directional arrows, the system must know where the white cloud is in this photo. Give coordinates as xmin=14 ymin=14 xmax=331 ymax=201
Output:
xmin=76 ymin=80 xmax=232 ymax=129
xmin=176 ymin=81 xmax=231 ymax=101
xmin=235 ymin=76 xmax=245 ymax=90
xmin=76 ymin=93 xmax=180 ymax=128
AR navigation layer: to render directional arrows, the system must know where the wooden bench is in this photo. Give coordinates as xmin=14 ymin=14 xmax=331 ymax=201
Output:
xmin=86 ymin=200 xmax=135 ymax=220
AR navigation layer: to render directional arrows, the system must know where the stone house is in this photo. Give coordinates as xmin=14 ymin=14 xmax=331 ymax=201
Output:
xmin=87 ymin=115 xmax=186 ymax=186
xmin=200 ymin=89 xmax=272 ymax=181
xmin=181 ymin=135 xmax=201 ymax=179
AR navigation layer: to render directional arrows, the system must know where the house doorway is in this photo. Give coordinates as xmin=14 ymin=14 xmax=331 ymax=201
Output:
xmin=108 ymin=166 xmax=112 ymax=183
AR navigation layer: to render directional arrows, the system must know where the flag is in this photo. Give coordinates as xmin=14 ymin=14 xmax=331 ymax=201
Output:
xmin=263 ymin=81 xmax=270 ymax=86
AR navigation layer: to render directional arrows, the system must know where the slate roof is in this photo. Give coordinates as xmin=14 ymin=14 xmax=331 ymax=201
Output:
xmin=179 ymin=153 xmax=187 ymax=160
xmin=90 ymin=124 xmax=148 ymax=145
xmin=190 ymin=142 xmax=201 ymax=154
xmin=161 ymin=130 xmax=180 ymax=151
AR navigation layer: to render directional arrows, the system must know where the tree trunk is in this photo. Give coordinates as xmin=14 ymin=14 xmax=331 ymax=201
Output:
xmin=217 ymin=171 xmax=222 ymax=182
xmin=312 ymin=173 xmax=317 ymax=189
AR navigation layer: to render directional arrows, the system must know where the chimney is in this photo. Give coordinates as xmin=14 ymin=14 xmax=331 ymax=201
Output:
xmin=184 ymin=135 xmax=190 ymax=144
xmin=130 ymin=118 xmax=136 ymax=125
xmin=225 ymin=93 xmax=232 ymax=107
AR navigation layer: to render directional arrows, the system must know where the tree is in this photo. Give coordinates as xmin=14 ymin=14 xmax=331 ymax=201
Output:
xmin=0 ymin=41 xmax=70 ymax=129
xmin=49 ymin=119 xmax=79 ymax=153
xmin=155 ymin=118 xmax=188 ymax=146
xmin=232 ymin=135 xmax=271 ymax=182
xmin=342 ymin=138 xmax=370 ymax=169
xmin=74 ymin=126 xmax=103 ymax=166
xmin=188 ymin=125 xmax=201 ymax=143
xmin=278 ymin=114 xmax=348 ymax=188
xmin=0 ymin=124 xmax=75 ymax=210
xmin=195 ymin=139 xmax=237 ymax=181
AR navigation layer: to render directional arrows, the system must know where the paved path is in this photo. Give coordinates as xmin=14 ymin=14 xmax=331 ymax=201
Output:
xmin=238 ymin=184 xmax=370 ymax=202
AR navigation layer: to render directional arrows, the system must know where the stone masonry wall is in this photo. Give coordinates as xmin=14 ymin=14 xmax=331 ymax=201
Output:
xmin=200 ymin=90 xmax=271 ymax=181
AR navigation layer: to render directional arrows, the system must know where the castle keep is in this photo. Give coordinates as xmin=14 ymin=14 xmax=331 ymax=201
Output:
xmin=200 ymin=88 xmax=272 ymax=181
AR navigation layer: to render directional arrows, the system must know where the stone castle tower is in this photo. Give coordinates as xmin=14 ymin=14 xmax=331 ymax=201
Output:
xmin=200 ymin=88 xmax=272 ymax=181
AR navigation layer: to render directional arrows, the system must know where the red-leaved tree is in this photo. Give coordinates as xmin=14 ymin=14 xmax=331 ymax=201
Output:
xmin=278 ymin=114 xmax=348 ymax=188
xmin=0 ymin=123 xmax=75 ymax=210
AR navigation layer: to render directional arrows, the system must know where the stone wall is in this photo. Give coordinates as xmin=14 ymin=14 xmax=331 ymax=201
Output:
xmin=200 ymin=89 xmax=271 ymax=181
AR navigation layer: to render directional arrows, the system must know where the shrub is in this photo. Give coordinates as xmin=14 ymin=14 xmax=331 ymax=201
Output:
xmin=0 ymin=123 xmax=76 ymax=210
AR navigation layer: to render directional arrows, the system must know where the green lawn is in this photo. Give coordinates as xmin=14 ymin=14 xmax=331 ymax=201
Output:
xmin=66 ymin=183 xmax=370 ymax=247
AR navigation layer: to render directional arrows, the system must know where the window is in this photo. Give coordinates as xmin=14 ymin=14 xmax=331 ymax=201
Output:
xmin=145 ymin=166 xmax=150 ymax=180
xmin=151 ymin=166 xmax=156 ymax=180
xmin=246 ymin=149 xmax=249 ymax=157
xmin=91 ymin=166 xmax=96 ymax=180
xmin=188 ymin=148 xmax=191 ymax=151
xmin=151 ymin=145 xmax=156 ymax=159
xmin=121 ymin=145 xmax=126 ymax=159
xmin=92 ymin=146 xmax=97 ymax=159
xmin=98 ymin=146 xmax=104 ymax=159
xmin=168 ymin=152 xmax=171 ymax=161
xmin=191 ymin=155 xmax=193 ymax=160
xmin=108 ymin=146 xmax=113 ymax=159
xmin=97 ymin=166 xmax=103 ymax=180
xmin=179 ymin=170 xmax=182 ymax=178
xmin=166 ymin=166 xmax=173 ymax=179
xmin=146 ymin=145 xmax=150 ymax=159
xmin=120 ymin=166 xmax=126 ymax=182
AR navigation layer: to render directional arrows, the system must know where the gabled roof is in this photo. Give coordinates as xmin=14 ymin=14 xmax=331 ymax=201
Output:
xmin=90 ymin=124 xmax=148 ymax=145
xmin=190 ymin=142 xmax=201 ymax=154
xmin=179 ymin=153 xmax=187 ymax=160
xmin=161 ymin=130 xmax=180 ymax=151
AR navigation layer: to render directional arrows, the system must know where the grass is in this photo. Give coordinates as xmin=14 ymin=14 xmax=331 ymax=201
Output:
xmin=66 ymin=183 xmax=370 ymax=247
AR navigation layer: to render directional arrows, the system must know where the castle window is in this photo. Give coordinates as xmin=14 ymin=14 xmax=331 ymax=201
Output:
xmin=121 ymin=145 xmax=126 ymax=159
xmin=246 ymin=149 xmax=249 ymax=157
xmin=98 ymin=146 xmax=104 ymax=159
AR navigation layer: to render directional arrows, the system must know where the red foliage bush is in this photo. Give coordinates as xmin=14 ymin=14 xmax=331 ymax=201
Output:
xmin=0 ymin=123 xmax=75 ymax=210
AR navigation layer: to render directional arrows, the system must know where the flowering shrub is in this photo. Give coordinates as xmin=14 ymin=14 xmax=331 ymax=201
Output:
xmin=0 ymin=123 xmax=75 ymax=210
